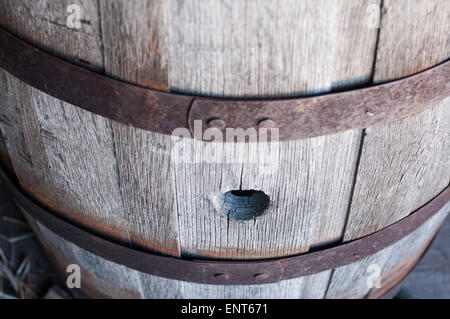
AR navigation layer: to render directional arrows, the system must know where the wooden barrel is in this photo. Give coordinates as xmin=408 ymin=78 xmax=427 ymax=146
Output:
xmin=0 ymin=0 xmax=449 ymax=298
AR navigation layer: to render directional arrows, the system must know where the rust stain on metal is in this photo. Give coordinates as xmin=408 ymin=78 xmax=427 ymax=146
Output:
xmin=1 ymin=165 xmax=448 ymax=286
xmin=0 ymin=28 xmax=448 ymax=142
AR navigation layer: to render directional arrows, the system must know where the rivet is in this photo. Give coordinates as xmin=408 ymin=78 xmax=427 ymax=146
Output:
xmin=257 ymin=118 xmax=278 ymax=128
xmin=254 ymin=273 xmax=269 ymax=280
xmin=207 ymin=118 xmax=226 ymax=129
xmin=214 ymin=273 xmax=229 ymax=280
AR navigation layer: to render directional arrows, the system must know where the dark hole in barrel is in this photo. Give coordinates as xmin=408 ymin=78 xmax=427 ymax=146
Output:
xmin=218 ymin=190 xmax=270 ymax=221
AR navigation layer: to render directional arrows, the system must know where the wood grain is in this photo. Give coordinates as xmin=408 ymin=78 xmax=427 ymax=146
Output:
xmin=373 ymin=0 xmax=450 ymax=82
xmin=183 ymin=271 xmax=331 ymax=299
xmin=20 ymin=201 xmax=449 ymax=299
xmin=0 ymin=0 xmax=181 ymax=256
xmin=175 ymin=131 xmax=361 ymax=260
xmin=0 ymin=0 xmax=447 ymax=299
xmin=98 ymin=0 xmax=180 ymax=255
xmin=25 ymin=211 xmax=331 ymax=298
xmin=0 ymin=1 xmax=135 ymax=244
xmin=0 ymin=0 xmax=103 ymax=70
xmin=29 ymin=88 xmax=131 ymax=242
xmin=109 ymin=126 xmax=180 ymax=255
xmin=0 ymin=71 xmax=58 ymax=207
xmin=0 ymin=0 xmax=155 ymax=293
xmin=99 ymin=0 xmax=169 ymax=90
xmin=168 ymin=0 xmax=380 ymax=97
xmin=32 ymin=218 xmax=145 ymax=299
xmin=326 ymin=202 xmax=449 ymax=299
xmin=344 ymin=0 xmax=450 ymax=241
xmin=170 ymin=0 xmax=378 ymax=297
xmin=170 ymin=0 xmax=377 ymax=260
xmin=29 ymin=212 xmax=184 ymax=298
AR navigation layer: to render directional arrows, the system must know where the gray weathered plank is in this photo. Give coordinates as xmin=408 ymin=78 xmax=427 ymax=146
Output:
xmin=0 ymin=71 xmax=58 ymax=206
xmin=326 ymin=202 xmax=449 ymax=298
xmin=344 ymin=0 xmax=450 ymax=241
xmin=0 ymin=1 xmax=134 ymax=244
xmin=0 ymin=71 xmax=9 ymax=168
xmin=373 ymin=0 xmax=450 ymax=82
xmin=174 ymin=132 xmax=361 ymax=260
xmin=0 ymin=0 xmax=104 ymax=70
xmin=98 ymin=0 xmax=183 ymax=295
xmin=31 ymin=217 xmax=145 ymax=299
xmin=169 ymin=0 xmax=377 ymax=260
xmin=22 ymin=210 xmax=183 ymax=299
xmin=0 ymin=0 xmax=154 ymax=296
xmin=30 ymin=88 xmax=131 ymax=242
xmin=108 ymin=126 xmax=181 ymax=255
xmin=0 ymin=73 xmax=14 ymax=171
xmin=98 ymin=0 xmax=181 ymax=256
xmin=0 ymin=69 xmax=135 ymax=246
xmin=169 ymin=0 xmax=379 ymax=297
xmin=99 ymin=0 xmax=168 ymax=90
xmin=168 ymin=0 xmax=380 ymax=97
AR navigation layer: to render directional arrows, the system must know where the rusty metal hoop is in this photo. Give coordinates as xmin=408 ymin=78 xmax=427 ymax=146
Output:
xmin=0 ymin=28 xmax=449 ymax=142
xmin=0 ymin=166 xmax=448 ymax=285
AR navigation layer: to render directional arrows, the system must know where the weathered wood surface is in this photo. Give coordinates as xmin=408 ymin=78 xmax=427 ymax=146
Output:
xmin=175 ymin=132 xmax=361 ymax=260
xmin=18 ymin=201 xmax=449 ymax=299
xmin=344 ymin=0 xmax=450 ymax=241
xmin=0 ymin=0 xmax=160 ymax=298
xmin=170 ymin=0 xmax=378 ymax=260
xmin=99 ymin=0 xmax=180 ymax=255
xmin=0 ymin=0 xmax=449 ymax=299
xmin=0 ymin=71 xmax=58 ymax=207
xmin=26 ymin=214 xmax=332 ymax=298
xmin=328 ymin=0 xmax=450 ymax=293
xmin=0 ymin=0 xmax=180 ymax=256
xmin=0 ymin=0 xmax=103 ymax=70
xmin=0 ymin=70 xmax=138 ymax=244
xmin=168 ymin=0 xmax=379 ymax=97
xmin=326 ymin=203 xmax=449 ymax=299
xmin=0 ymin=0 xmax=378 ymax=259
xmin=99 ymin=0 xmax=169 ymax=91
